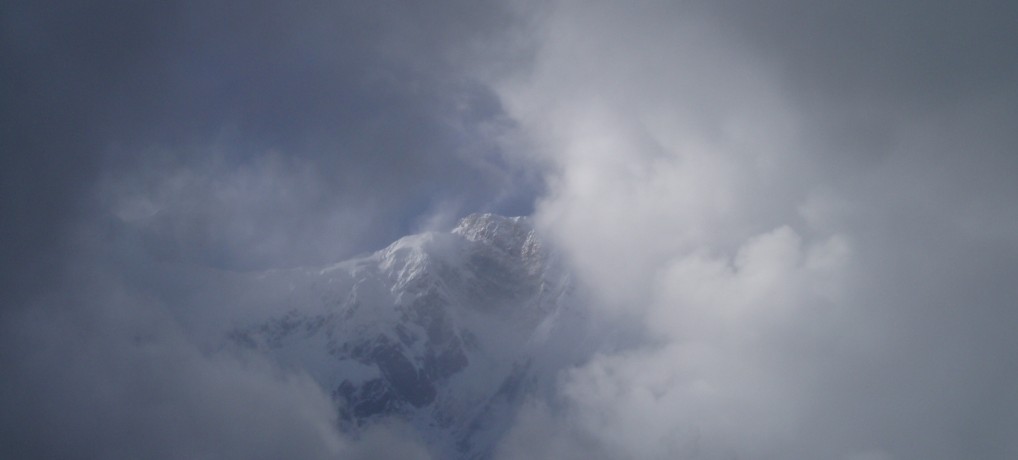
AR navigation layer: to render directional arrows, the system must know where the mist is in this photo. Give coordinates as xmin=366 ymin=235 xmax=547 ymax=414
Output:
xmin=3 ymin=1 xmax=1017 ymax=459
xmin=493 ymin=2 xmax=1018 ymax=459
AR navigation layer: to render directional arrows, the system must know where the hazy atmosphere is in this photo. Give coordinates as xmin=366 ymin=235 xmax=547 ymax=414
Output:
xmin=3 ymin=1 xmax=1017 ymax=459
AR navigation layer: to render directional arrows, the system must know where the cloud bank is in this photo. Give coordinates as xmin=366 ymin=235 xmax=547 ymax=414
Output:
xmin=492 ymin=1 xmax=1018 ymax=459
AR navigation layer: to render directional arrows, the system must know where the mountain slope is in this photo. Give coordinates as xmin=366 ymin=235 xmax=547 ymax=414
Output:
xmin=230 ymin=214 xmax=586 ymax=458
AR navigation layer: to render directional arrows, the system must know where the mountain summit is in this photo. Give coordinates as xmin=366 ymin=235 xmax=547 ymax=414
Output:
xmin=231 ymin=214 xmax=583 ymax=459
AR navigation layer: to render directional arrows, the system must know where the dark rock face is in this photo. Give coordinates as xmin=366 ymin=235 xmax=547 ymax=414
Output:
xmin=332 ymin=284 xmax=472 ymax=419
xmin=336 ymin=378 xmax=399 ymax=420
xmin=372 ymin=338 xmax=436 ymax=407
xmin=341 ymin=336 xmax=468 ymax=418
xmin=335 ymin=325 xmax=467 ymax=419
xmin=335 ymin=336 xmax=441 ymax=420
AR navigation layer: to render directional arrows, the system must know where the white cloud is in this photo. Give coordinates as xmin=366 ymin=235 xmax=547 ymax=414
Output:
xmin=493 ymin=1 xmax=1018 ymax=458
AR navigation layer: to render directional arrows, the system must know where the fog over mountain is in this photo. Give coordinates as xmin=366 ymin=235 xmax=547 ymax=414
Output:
xmin=226 ymin=213 xmax=595 ymax=459
xmin=3 ymin=1 xmax=1018 ymax=459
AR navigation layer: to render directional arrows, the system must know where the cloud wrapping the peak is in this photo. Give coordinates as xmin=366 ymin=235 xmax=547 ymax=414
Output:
xmin=2 ymin=0 xmax=1016 ymax=458
xmin=492 ymin=1 xmax=1018 ymax=459
xmin=1 ymin=1 xmax=520 ymax=457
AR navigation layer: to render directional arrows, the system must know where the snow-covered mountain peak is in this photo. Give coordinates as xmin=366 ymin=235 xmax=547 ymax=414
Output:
xmin=377 ymin=232 xmax=452 ymax=279
xmin=228 ymin=213 xmax=582 ymax=459
xmin=453 ymin=213 xmax=541 ymax=264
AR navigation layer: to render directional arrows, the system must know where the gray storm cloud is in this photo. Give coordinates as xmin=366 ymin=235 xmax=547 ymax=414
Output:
xmin=492 ymin=1 xmax=1018 ymax=459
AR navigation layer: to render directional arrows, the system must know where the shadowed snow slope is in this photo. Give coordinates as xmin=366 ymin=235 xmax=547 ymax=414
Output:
xmin=230 ymin=214 xmax=587 ymax=459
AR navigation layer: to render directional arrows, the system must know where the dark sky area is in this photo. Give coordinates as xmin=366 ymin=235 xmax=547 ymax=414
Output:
xmin=2 ymin=0 xmax=535 ymax=285
xmin=2 ymin=1 xmax=1017 ymax=459
xmin=2 ymin=2 xmax=535 ymax=457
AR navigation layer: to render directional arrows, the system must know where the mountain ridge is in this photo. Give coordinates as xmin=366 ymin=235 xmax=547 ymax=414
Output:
xmin=229 ymin=213 xmax=583 ymax=459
